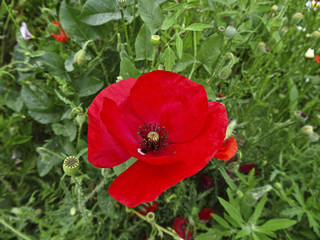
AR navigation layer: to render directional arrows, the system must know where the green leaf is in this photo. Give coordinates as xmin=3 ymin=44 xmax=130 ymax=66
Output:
xmin=218 ymin=197 xmax=243 ymax=225
xmin=138 ymin=0 xmax=164 ymax=34
xmin=197 ymin=33 xmax=223 ymax=74
xmin=218 ymin=167 xmax=236 ymax=190
xmin=79 ymin=0 xmax=120 ymax=26
xmin=195 ymin=229 xmax=223 ymax=240
xmin=60 ymin=1 xmax=104 ymax=44
xmin=37 ymin=139 xmax=63 ymax=177
xmin=161 ymin=14 xmax=176 ymax=30
xmin=113 ymin=158 xmax=137 ymax=176
xmin=28 ymin=111 xmax=61 ymax=124
xmin=259 ymin=219 xmax=297 ymax=232
xmin=5 ymin=91 xmax=23 ymax=112
xmin=235 ymin=227 xmax=251 ymax=239
xmin=97 ymin=189 xmax=116 ymax=217
xmin=185 ymin=23 xmax=213 ymax=31
xmin=249 ymin=196 xmax=267 ymax=224
xmin=211 ymin=214 xmax=231 ymax=229
xmin=163 ymin=47 xmax=177 ymax=71
xmin=172 ymin=53 xmax=195 ymax=73
xmin=120 ymin=57 xmax=141 ymax=79
xmin=36 ymin=52 xmax=70 ymax=80
xmin=72 ymin=76 xmax=103 ymax=97
xmin=175 ymin=35 xmax=183 ymax=59
xmin=52 ymin=120 xmax=77 ymax=142
xmin=288 ymin=78 xmax=299 ymax=113
xmin=21 ymin=85 xmax=52 ymax=111
xmin=135 ymin=24 xmax=153 ymax=61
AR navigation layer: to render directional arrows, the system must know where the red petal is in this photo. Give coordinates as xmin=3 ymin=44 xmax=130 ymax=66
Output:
xmin=51 ymin=20 xmax=70 ymax=42
xmin=214 ymin=135 xmax=237 ymax=161
xmin=130 ymin=71 xmax=208 ymax=143
xmin=88 ymin=78 xmax=137 ymax=168
xmin=316 ymin=55 xmax=320 ymax=64
xmin=108 ymin=102 xmax=228 ymax=207
xmin=198 ymin=208 xmax=215 ymax=221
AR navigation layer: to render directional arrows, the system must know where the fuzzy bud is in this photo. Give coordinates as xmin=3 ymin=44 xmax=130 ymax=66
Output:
xmin=308 ymin=132 xmax=319 ymax=142
xmin=151 ymin=35 xmax=160 ymax=46
xmin=305 ymin=48 xmax=315 ymax=59
xmin=245 ymin=185 xmax=272 ymax=206
xmin=270 ymin=16 xmax=284 ymax=33
xmin=74 ymin=49 xmax=86 ymax=66
xmin=294 ymin=110 xmax=308 ymax=123
xmin=76 ymin=113 xmax=86 ymax=126
xmin=258 ymin=42 xmax=266 ymax=53
xmin=225 ymin=25 xmax=237 ymax=39
xmin=218 ymin=66 xmax=232 ymax=79
xmin=300 ymin=125 xmax=314 ymax=136
xmin=274 ymin=182 xmax=282 ymax=190
xmin=117 ymin=0 xmax=127 ymax=9
xmin=63 ymin=156 xmax=79 ymax=176
xmin=292 ymin=13 xmax=303 ymax=24
xmin=312 ymin=30 xmax=320 ymax=39
xmin=237 ymin=190 xmax=244 ymax=199
xmin=271 ymin=5 xmax=278 ymax=11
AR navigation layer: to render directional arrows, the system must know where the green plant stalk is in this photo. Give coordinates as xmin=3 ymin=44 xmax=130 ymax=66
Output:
xmin=76 ymin=124 xmax=83 ymax=150
xmin=151 ymin=46 xmax=157 ymax=70
xmin=120 ymin=8 xmax=133 ymax=61
xmin=0 ymin=218 xmax=33 ymax=240
xmin=209 ymin=52 xmax=234 ymax=83
xmin=72 ymin=176 xmax=89 ymax=225
xmin=188 ymin=31 xmax=198 ymax=79
xmin=89 ymin=41 xmax=110 ymax=85
xmin=36 ymin=147 xmax=64 ymax=159
xmin=83 ymin=170 xmax=110 ymax=204
xmin=126 ymin=207 xmax=181 ymax=239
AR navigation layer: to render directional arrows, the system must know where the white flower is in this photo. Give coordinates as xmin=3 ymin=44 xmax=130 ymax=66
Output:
xmin=306 ymin=0 xmax=319 ymax=10
xmin=20 ymin=22 xmax=32 ymax=40
xmin=296 ymin=25 xmax=306 ymax=32
xmin=305 ymin=48 xmax=315 ymax=58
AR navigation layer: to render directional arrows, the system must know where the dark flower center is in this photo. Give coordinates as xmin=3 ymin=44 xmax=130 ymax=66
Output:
xmin=137 ymin=123 xmax=168 ymax=152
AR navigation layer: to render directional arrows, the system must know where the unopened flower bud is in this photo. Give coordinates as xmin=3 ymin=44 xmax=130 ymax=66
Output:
xmin=280 ymin=27 xmax=289 ymax=36
xmin=300 ymin=125 xmax=313 ymax=136
xmin=292 ymin=13 xmax=303 ymax=24
xmin=117 ymin=0 xmax=127 ymax=9
xmin=35 ymin=209 xmax=42 ymax=215
xmin=270 ymin=16 xmax=284 ymax=33
xmin=72 ymin=107 xmax=83 ymax=115
xmin=74 ymin=49 xmax=86 ymax=65
xmin=271 ymin=5 xmax=278 ymax=11
xmin=63 ymin=156 xmax=79 ymax=176
xmin=76 ymin=113 xmax=86 ymax=126
xmin=218 ymin=66 xmax=232 ymax=79
xmin=151 ymin=35 xmax=160 ymax=46
xmin=308 ymin=132 xmax=319 ymax=142
xmin=312 ymin=30 xmax=320 ymax=39
xmin=258 ymin=42 xmax=266 ymax=53
xmin=262 ymin=160 xmax=268 ymax=166
xmin=305 ymin=48 xmax=315 ymax=59
xmin=225 ymin=25 xmax=237 ymax=39
xmin=146 ymin=212 xmax=155 ymax=222
xmin=245 ymin=185 xmax=272 ymax=206
xmin=227 ymin=162 xmax=239 ymax=173
xmin=237 ymin=190 xmax=244 ymax=199
xmin=274 ymin=182 xmax=282 ymax=190
xmin=294 ymin=110 xmax=308 ymax=123
xmin=70 ymin=207 xmax=77 ymax=216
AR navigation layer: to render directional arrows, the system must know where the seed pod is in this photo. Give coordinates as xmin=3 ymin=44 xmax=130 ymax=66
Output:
xmin=151 ymin=35 xmax=160 ymax=46
xmin=300 ymin=125 xmax=314 ymax=136
xmin=63 ymin=156 xmax=80 ymax=176
xmin=146 ymin=212 xmax=155 ymax=222
xmin=74 ymin=49 xmax=86 ymax=66
xmin=225 ymin=25 xmax=237 ymax=39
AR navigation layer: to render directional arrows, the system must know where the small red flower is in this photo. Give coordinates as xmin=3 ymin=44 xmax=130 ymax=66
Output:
xmin=240 ymin=164 xmax=258 ymax=176
xmin=199 ymin=174 xmax=214 ymax=189
xmin=198 ymin=208 xmax=215 ymax=221
xmin=218 ymin=92 xmax=224 ymax=97
xmin=137 ymin=202 xmax=158 ymax=216
xmin=173 ymin=217 xmax=193 ymax=240
xmin=316 ymin=55 xmax=320 ymax=64
xmin=51 ymin=20 xmax=70 ymax=42
xmin=88 ymin=70 xmax=237 ymax=207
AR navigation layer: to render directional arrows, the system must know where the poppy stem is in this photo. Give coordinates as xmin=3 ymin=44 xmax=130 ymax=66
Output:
xmin=0 ymin=218 xmax=32 ymax=240
xmin=151 ymin=46 xmax=157 ymax=70
xmin=120 ymin=8 xmax=133 ymax=61
xmin=89 ymin=41 xmax=110 ymax=85
xmin=188 ymin=31 xmax=198 ymax=79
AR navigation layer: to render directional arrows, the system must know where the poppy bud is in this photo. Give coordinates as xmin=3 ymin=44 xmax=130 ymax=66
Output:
xmin=312 ymin=30 xmax=320 ymax=39
xmin=271 ymin=5 xmax=278 ymax=11
xmin=146 ymin=212 xmax=155 ymax=222
xmin=269 ymin=16 xmax=284 ymax=33
xmin=300 ymin=125 xmax=313 ymax=136
xmin=225 ymin=25 xmax=237 ymax=39
xmin=280 ymin=27 xmax=289 ymax=36
xmin=237 ymin=190 xmax=243 ymax=199
xmin=63 ymin=156 xmax=80 ymax=176
xmin=47 ymin=22 xmax=60 ymax=35
xmin=292 ymin=13 xmax=303 ymax=24
xmin=76 ymin=113 xmax=86 ymax=126
xmin=35 ymin=209 xmax=42 ymax=215
xmin=305 ymin=48 xmax=315 ymax=59
xmin=117 ymin=0 xmax=127 ymax=8
xmin=308 ymin=132 xmax=319 ymax=142
xmin=274 ymin=182 xmax=282 ymax=190
xmin=151 ymin=35 xmax=160 ymax=46
xmin=70 ymin=207 xmax=77 ymax=216
xmin=74 ymin=49 xmax=86 ymax=66
xmin=244 ymin=185 xmax=272 ymax=206
xmin=294 ymin=110 xmax=308 ymax=123
xmin=257 ymin=42 xmax=266 ymax=53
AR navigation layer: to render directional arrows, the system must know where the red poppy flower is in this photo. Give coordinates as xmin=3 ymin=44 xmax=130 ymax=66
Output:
xmin=316 ymin=55 xmax=320 ymax=64
xmin=199 ymin=174 xmax=214 ymax=189
xmin=239 ymin=164 xmax=258 ymax=176
xmin=172 ymin=217 xmax=193 ymax=240
xmin=88 ymin=70 xmax=237 ymax=207
xmin=198 ymin=208 xmax=215 ymax=221
xmin=51 ymin=20 xmax=69 ymax=42
xmin=137 ymin=202 xmax=158 ymax=216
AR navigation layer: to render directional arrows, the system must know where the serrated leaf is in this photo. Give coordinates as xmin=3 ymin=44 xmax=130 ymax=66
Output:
xmin=135 ymin=24 xmax=153 ymax=61
xmin=195 ymin=229 xmax=223 ymax=240
xmin=197 ymin=33 xmax=223 ymax=74
xmin=138 ymin=0 xmax=164 ymax=34
xmin=249 ymin=196 xmax=267 ymax=224
xmin=185 ymin=23 xmax=213 ymax=31
xmin=163 ymin=47 xmax=177 ymax=71
xmin=120 ymin=57 xmax=141 ymax=79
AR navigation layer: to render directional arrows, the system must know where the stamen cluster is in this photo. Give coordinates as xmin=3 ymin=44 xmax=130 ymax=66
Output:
xmin=137 ymin=123 xmax=168 ymax=152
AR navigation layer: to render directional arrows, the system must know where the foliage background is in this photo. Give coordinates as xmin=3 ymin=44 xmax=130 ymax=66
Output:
xmin=0 ymin=0 xmax=319 ymax=239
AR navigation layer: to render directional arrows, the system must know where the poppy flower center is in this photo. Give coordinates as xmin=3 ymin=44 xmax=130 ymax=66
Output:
xmin=137 ymin=123 xmax=168 ymax=152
